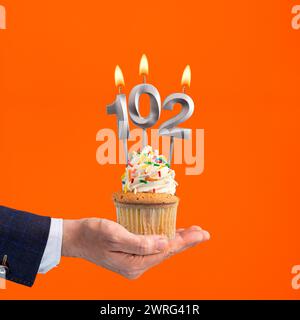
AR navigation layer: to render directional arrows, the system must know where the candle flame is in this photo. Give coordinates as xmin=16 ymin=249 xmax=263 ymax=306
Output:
xmin=139 ymin=54 xmax=149 ymax=76
xmin=181 ymin=65 xmax=191 ymax=88
xmin=115 ymin=65 xmax=125 ymax=88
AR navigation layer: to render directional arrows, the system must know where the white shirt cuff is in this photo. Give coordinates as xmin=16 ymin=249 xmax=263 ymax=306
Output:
xmin=38 ymin=218 xmax=63 ymax=274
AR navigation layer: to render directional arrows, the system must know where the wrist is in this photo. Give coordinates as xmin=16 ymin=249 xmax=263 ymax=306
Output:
xmin=62 ymin=219 xmax=85 ymax=258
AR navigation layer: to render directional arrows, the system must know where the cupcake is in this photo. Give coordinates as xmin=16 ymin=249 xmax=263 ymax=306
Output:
xmin=113 ymin=145 xmax=179 ymax=239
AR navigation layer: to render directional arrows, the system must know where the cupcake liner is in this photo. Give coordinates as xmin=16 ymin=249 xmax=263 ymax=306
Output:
xmin=114 ymin=201 xmax=178 ymax=239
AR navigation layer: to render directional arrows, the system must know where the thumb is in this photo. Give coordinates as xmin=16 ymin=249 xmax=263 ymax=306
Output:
xmin=115 ymin=233 xmax=169 ymax=255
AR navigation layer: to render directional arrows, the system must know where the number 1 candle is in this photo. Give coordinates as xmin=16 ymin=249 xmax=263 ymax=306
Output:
xmin=106 ymin=65 xmax=130 ymax=164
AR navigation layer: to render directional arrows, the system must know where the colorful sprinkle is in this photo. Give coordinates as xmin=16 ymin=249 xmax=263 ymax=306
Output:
xmin=146 ymin=176 xmax=157 ymax=182
xmin=120 ymin=146 xmax=176 ymax=194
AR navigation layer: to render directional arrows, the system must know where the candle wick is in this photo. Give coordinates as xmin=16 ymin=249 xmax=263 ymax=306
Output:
xmin=118 ymin=86 xmax=122 ymax=94
xmin=143 ymin=74 xmax=147 ymax=84
xmin=182 ymin=85 xmax=186 ymax=93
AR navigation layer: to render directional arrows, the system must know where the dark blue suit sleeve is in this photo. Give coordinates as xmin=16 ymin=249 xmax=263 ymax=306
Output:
xmin=0 ymin=206 xmax=51 ymax=287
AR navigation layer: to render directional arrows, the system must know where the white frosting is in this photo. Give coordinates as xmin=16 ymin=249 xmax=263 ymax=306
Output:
xmin=121 ymin=145 xmax=178 ymax=195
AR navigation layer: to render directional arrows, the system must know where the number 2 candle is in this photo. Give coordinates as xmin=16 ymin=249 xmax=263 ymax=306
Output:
xmin=159 ymin=65 xmax=195 ymax=165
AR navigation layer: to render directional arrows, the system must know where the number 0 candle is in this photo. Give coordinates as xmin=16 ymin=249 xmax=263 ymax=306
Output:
xmin=128 ymin=54 xmax=161 ymax=148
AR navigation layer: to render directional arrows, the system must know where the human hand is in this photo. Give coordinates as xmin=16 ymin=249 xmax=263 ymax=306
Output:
xmin=62 ymin=218 xmax=210 ymax=279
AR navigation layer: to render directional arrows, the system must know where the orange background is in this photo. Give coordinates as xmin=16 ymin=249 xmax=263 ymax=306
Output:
xmin=1 ymin=0 xmax=300 ymax=299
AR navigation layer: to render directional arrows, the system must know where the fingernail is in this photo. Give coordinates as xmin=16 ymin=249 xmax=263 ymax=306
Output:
xmin=203 ymin=231 xmax=210 ymax=240
xmin=191 ymin=225 xmax=202 ymax=231
xmin=156 ymin=239 xmax=168 ymax=251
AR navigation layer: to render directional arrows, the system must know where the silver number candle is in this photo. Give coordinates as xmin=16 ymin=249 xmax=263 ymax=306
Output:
xmin=106 ymin=66 xmax=130 ymax=164
xmin=128 ymin=55 xmax=161 ymax=148
xmin=159 ymin=65 xmax=194 ymax=165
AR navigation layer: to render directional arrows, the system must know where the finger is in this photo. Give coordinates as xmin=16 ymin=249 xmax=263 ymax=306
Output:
xmin=100 ymin=219 xmax=169 ymax=255
xmin=175 ymin=227 xmax=210 ymax=250
xmin=175 ymin=226 xmax=201 ymax=234
xmin=189 ymin=225 xmax=202 ymax=231
xmin=139 ymin=227 xmax=210 ymax=270
xmin=112 ymin=231 xmax=169 ymax=256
